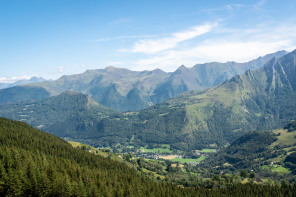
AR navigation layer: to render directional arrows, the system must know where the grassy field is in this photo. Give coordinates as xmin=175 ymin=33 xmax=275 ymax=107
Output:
xmin=270 ymin=129 xmax=296 ymax=149
xmin=270 ymin=166 xmax=291 ymax=175
xmin=199 ymin=148 xmax=216 ymax=153
xmin=262 ymin=165 xmax=291 ymax=175
xmin=126 ymin=145 xmax=134 ymax=148
xmin=68 ymin=141 xmax=108 ymax=157
xmin=159 ymin=155 xmax=178 ymax=159
xmin=141 ymin=147 xmax=173 ymax=153
xmin=171 ymin=156 xmax=206 ymax=164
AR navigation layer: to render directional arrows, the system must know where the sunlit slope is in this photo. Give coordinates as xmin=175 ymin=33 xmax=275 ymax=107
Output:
xmin=133 ymin=50 xmax=296 ymax=149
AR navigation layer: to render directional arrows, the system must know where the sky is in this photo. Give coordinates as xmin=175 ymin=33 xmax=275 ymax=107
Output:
xmin=1 ymin=0 xmax=296 ymax=82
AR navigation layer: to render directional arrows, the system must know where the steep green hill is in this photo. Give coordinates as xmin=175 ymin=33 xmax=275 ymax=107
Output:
xmin=118 ymin=50 xmax=296 ymax=150
xmin=200 ymin=121 xmax=296 ymax=178
xmin=0 ymin=91 xmax=117 ymax=138
xmin=1 ymin=117 xmax=296 ymax=196
xmin=0 ymin=117 xmax=199 ymax=196
xmin=0 ymin=51 xmax=286 ymax=112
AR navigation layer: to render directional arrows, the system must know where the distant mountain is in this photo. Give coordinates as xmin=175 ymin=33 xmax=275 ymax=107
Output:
xmin=0 ymin=91 xmax=116 ymax=138
xmin=0 ymin=76 xmax=46 ymax=89
xmin=0 ymin=51 xmax=287 ymax=111
xmin=0 ymin=50 xmax=295 ymax=150
xmin=151 ymin=50 xmax=288 ymax=103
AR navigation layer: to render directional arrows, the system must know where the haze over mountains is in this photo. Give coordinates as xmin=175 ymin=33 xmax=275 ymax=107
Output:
xmin=0 ymin=50 xmax=287 ymax=112
xmin=1 ymin=50 xmax=295 ymax=150
xmin=0 ymin=76 xmax=46 ymax=90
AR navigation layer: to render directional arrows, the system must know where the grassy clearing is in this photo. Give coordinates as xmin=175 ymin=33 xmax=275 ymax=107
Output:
xmin=126 ymin=145 xmax=134 ymax=148
xmin=270 ymin=166 xmax=291 ymax=175
xmin=142 ymin=168 xmax=165 ymax=180
xmin=262 ymin=165 xmax=291 ymax=175
xmin=171 ymin=163 xmax=184 ymax=168
xmin=199 ymin=149 xmax=216 ymax=153
xmin=171 ymin=156 xmax=206 ymax=164
xmin=68 ymin=141 xmax=108 ymax=157
xmin=270 ymin=129 xmax=296 ymax=149
xmin=159 ymin=155 xmax=178 ymax=160
xmin=141 ymin=147 xmax=173 ymax=153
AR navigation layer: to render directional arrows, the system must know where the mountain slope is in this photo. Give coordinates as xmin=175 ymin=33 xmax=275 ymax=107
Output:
xmin=0 ymin=117 xmax=203 ymax=196
xmin=119 ymin=50 xmax=296 ymax=150
xmin=0 ymin=51 xmax=286 ymax=111
xmin=200 ymin=121 xmax=296 ymax=176
xmin=0 ymin=51 xmax=295 ymax=150
xmin=1 ymin=118 xmax=295 ymax=196
xmin=152 ymin=50 xmax=287 ymax=103
xmin=0 ymin=91 xmax=116 ymax=138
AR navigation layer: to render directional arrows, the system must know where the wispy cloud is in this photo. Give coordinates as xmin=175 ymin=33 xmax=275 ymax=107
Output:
xmin=59 ymin=66 xmax=64 ymax=73
xmin=131 ymin=23 xmax=296 ymax=71
xmin=0 ymin=75 xmax=32 ymax=83
xmin=203 ymin=3 xmax=245 ymax=13
xmin=125 ymin=23 xmax=218 ymax=54
xmin=94 ymin=35 xmax=155 ymax=42
xmin=254 ymin=0 xmax=266 ymax=10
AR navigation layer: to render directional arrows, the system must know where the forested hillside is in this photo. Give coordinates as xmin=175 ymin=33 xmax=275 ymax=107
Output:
xmin=0 ymin=118 xmax=195 ymax=196
xmin=199 ymin=121 xmax=296 ymax=182
xmin=1 ymin=118 xmax=296 ymax=196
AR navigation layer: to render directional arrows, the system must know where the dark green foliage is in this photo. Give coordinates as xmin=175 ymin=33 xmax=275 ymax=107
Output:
xmin=285 ymin=152 xmax=296 ymax=164
xmin=0 ymin=118 xmax=197 ymax=196
xmin=284 ymin=121 xmax=296 ymax=132
xmin=201 ymin=130 xmax=277 ymax=170
xmin=1 ymin=118 xmax=296 ymax=196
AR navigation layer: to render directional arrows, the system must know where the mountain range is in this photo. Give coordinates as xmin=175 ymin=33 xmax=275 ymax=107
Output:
xmin=0 ymin=50 xmax=295 ymax=150
xmin=0 ymin=51 xmax=287 ymax=112
xmin=0 ymin=76 xmax=46 ymax=89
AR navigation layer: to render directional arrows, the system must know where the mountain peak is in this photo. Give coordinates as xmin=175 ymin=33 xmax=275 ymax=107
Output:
xmin=151 ymin=68 xmax=166 ymax=75
xmin=177 ymin=65 xmax=188 ymax=70
xmin=105 ymin=66 xmax=118 ymax=71
xmin=62 ymin=90 xmax=81 ymax=95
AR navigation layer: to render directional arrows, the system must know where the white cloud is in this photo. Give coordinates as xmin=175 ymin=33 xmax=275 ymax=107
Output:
xmin=127 ymin=23 xmax=217 ymax=54
xmin=59 ymin=66 xmax=64 ymax=73
xmin=203 ymin=3 xmax=245 ymax=13
xmin=131 ymin=23 xmax=296 ymax=71
xmin=0 ymin=75 xmax=32 ymax=83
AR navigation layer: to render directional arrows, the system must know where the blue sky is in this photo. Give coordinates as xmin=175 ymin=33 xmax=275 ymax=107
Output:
xmin=1 ymin=0 xmax=296 ymax=82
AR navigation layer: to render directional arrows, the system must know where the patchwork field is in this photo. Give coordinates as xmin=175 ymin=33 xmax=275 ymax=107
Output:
xmin=159 ymin=155 xmax=178 ymax=159
xmin=171 ymin=156 xmax=206 ymax=164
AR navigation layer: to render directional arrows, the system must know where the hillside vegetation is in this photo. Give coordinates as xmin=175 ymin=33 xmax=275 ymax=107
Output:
xmin=2 ymin=118 xmax=296 ymax=196
xmin=0 ymin=118 xmax=196 ymax=196
xmin=199 ymin=121 xmax=296 ymax=182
